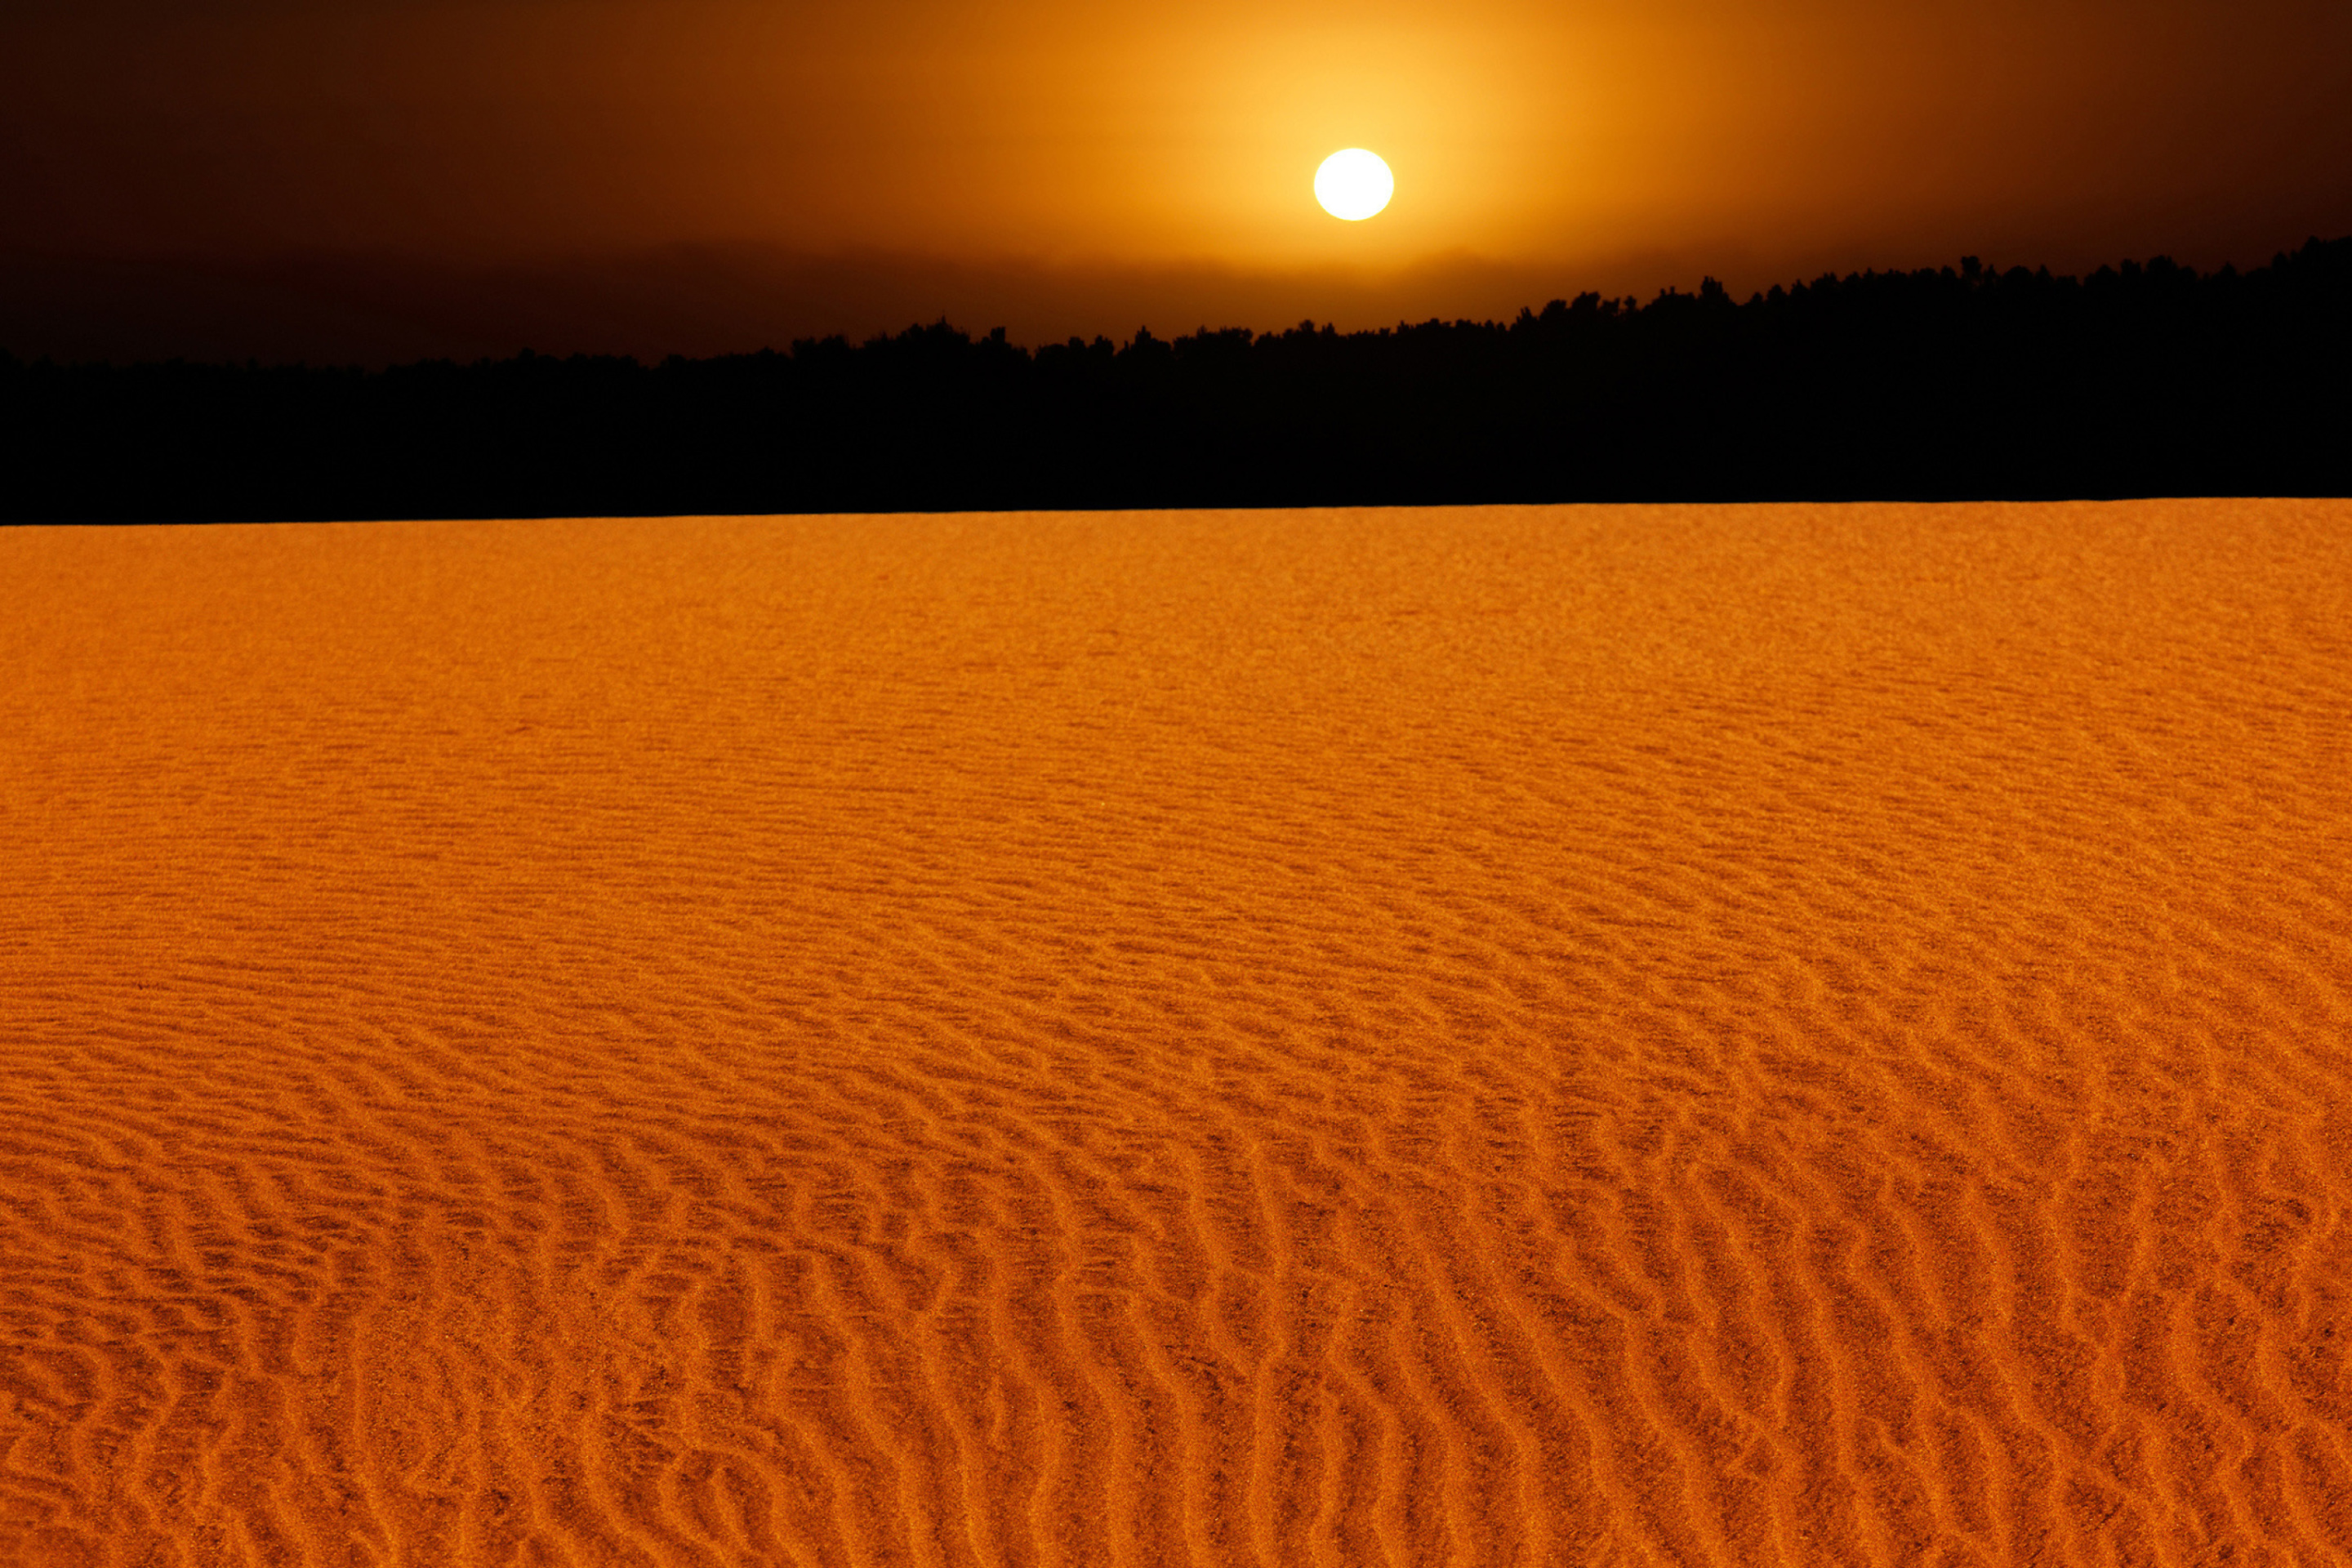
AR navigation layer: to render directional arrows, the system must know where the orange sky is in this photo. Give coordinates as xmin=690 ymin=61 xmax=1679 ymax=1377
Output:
xmin=5 ymin=0 xmax=2349 ymax=355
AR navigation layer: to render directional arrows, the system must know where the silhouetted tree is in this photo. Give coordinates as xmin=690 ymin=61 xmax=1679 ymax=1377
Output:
xmin=4 ymin=237 xmax=2346 ymax=520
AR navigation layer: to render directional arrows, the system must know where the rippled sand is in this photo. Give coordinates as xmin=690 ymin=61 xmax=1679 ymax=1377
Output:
xmin=4 ymin=502 xmax=2349 ymax=1567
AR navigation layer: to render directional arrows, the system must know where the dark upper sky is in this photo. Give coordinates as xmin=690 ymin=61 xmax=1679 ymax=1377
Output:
xmin=7 ymin=0 xmax=2349 ymax=358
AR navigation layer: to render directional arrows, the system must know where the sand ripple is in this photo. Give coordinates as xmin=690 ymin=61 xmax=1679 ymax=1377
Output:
xmin=3 ymin=501 xmax=2349 ymax=1566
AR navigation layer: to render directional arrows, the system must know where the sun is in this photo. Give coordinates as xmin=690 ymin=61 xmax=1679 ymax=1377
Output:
xmin=1314 ymin=149 xmax=1394 ymax=221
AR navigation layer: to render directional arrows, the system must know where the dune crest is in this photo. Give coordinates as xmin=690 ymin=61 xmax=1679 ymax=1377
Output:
xmin=3 ymin=501 xmax=2349 ymax=1567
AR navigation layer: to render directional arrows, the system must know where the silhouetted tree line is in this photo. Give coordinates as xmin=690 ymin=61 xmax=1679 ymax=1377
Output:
xmin=5 ymin=238 xmax=2346 ymax=520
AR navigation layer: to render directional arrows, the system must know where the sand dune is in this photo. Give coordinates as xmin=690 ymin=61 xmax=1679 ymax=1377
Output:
xmin=2 ymin=501 xmax=2349 ymax=1567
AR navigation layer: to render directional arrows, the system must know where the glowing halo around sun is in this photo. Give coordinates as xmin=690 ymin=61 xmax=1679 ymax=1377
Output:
xmin=1314 ymin=149 xmax=1394 ymax=220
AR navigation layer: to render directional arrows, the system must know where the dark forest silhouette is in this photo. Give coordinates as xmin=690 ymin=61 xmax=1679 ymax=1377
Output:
xmin=5 ymin=238 xmax=2346 ymax=520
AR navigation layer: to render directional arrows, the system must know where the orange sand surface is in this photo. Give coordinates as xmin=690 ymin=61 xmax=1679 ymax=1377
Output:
xmin=4 ymin=502 xmax=2351 ymax=1568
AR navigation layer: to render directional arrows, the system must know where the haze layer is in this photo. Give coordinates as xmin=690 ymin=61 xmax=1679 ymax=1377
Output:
xmin=3 ymin=502 xmax=2349 ymax=1566
xmin=7 ymin=0 xmax=2351 ymax=360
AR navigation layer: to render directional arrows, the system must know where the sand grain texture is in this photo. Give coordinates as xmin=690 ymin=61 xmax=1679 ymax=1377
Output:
xmin=3 ymin=501 xmax=2350 ymax=1566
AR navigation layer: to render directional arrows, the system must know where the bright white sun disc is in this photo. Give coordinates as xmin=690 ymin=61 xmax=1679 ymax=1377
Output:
xmin=1315 ymin=149 xmax=1393 ymax=221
